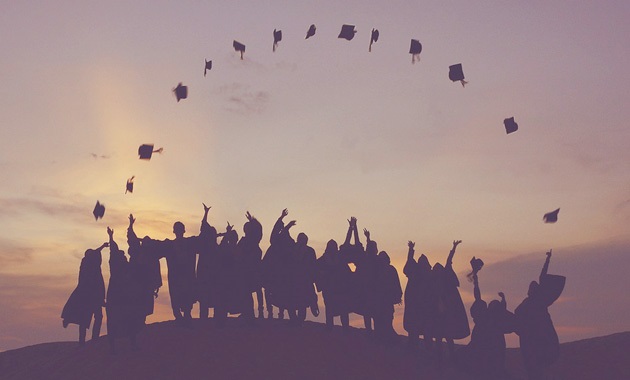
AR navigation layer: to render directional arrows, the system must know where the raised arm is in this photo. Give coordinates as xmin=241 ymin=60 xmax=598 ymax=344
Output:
xmin=127 ymin=214 xmax=139 ymax=246
xmin=540 ymin=249 xmax=552 ymax=281
xmin=270 ymin=209 xmax=288 ymax=244
xmin=498 ymin=292 xmax=506 ymax=308
xmin=352 ymin=218 xmax=360 ymax=245
xmin=107 ymin=227 xmax=119 ymax=252
xmin=343 ymin=217 xmax=355 ymax=245
xmin=403 ymin=241 xmax=415 ymax=277
xmin=446 ymin=240 xmax=462 ymax=268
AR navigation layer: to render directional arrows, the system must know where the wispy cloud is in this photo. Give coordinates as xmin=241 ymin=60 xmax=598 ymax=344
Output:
xmin=217 ymin=83 xmax=270 ymax=115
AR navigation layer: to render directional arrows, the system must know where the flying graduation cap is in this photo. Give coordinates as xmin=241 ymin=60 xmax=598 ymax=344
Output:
xmin=126 ymin=176 xmax=135 ymax=194
xmin=233 ymin=40 xmax=246 ymax=59
xmin=204 ymin=59 xmax=212 ymax=77
xmin=543 ymin=208 xmax=560 ymax=223
xmin=93 ymin=201 xmax=105 ymax=220
xmin=273 ymin=29 xmax=282 ymax=52
xmin=449 ymin=63 xmax=468 ymax=87
xmin=305 ymin=24 xmax=316 ymax=39
xmin=504 ymin=117 xmax=518 ymax=134
xmin=409 ymin=39 xmax=422 ymax=63
xmin=138 ymin=144 xmax=163 ymax=160
xmin=369 ymin=28 xmax=379 ymax=52
xmin=173 ymin=82 xmax=188 ymax=101
xmin=338 ymin=24 xmax=357 ymax=41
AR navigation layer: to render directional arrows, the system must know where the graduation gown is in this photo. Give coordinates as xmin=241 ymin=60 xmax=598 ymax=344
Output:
xmin=61 ymin=251 xmax=105 ymax=328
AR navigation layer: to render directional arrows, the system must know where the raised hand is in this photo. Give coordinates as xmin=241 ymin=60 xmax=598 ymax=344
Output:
xmin=364 ymin=228 xmax=370 ymax=240
xmin=226 ymin=222 xmax=233 ymax=232
xmin=347 ymin=216 xmax=357 ymax=228
xmin=280 ymin=208 xmax=288 ymax=219
xmin=107 ymin=227 xmax=114 ymax=238
xmin=453 ymin=240 xmax=462 ymax=247
xmin=203 ymin=203 xmax=211 ymax=213
xmin=408 ymin=240 xmax=415 ymax=250
xmin=546 ymin=249 xmax=552 ymax=258
xmin=245 ymin=211 xmax=253 ymax=221
xmin=285 ymin=220 xmax=297 ymax=230
xmin=129 ymin=214 xmax=135 ymax=226
xmin=498 ymin=292 xmax=505 ymax=299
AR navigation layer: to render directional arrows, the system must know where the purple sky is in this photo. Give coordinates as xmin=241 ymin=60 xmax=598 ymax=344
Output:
xmin=1 ymin=1 xmax=629 ymax=351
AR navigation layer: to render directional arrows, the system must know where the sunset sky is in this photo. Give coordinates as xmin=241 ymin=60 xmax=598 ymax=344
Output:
xmin=1 ymin=1 xmax=629 ymax=352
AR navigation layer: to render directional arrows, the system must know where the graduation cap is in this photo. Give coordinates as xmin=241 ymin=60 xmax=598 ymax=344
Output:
xmin=273 ymin=29 xmax=282 ymax=52
xmin=504 ymin=117 xmax=518 ymax=134
xmin=138 ymin=144 xmax=163 ymax=160
xmin=409 ymin=39 xmax=422 ymax=63
xmin=369 ymin=28 xmax=379 ymax=52
xmin=93 ymin=201 xmax=105 ymax=220
xmin=204 ymin=59 xmax=212 ymax=77
xmin=543 ymin=208 xmax=560 ymax=223
xmin=173 ymin=82 xmax=188 ymax=101
xmin=449 ymin=63 xmax=468 ymax=87
xmin=233 ymin=40 xmax=246 ymax=59
xmin=338 ymin=24 xmax=356 ymax=41
xmin=306 ymin=24 xmax=316 ymax=39
xmin=125 ymin=176 xmax=135 ymax=194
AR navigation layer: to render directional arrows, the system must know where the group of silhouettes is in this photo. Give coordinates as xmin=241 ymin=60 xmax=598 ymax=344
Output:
xmin=62 ymin=205 xmax=564 ymax=380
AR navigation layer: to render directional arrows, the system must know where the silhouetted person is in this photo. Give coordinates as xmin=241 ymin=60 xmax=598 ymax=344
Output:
xmin=127 ymin=214 xmax=163 ymax=320
xmin=261 ymin=209 xmax=293 ymax=319
xmin=105 ymin=227 xmax=144 ymax=354
xmin=454 ymin=257 xmax=514 ymax=379
xmin=214 ymin=223 xmax=240 ymax=327
xmin=161 ymin=205 xmax=207 ymax=326
xmin=355 ymin=228 xmax=378 ymax=333
xmin=372 ymin=250 xmax=402 ymax=344
xmin=61 ymin=242 xmax=107 ymax=345
xmin=237 ymin=211 xmax=265 ymax=320
xmin=429 ymin=240 xmax=470 ymax=363
xmin=288 ymin=232 xmax=319 ymax=323
xmin=316 ymin=238 xmax=351 ymax=331
xmin=515 ymin=250 xmax=565 ymax=380
xmin=197 ymin=204 xmax=220 ymax=319
xmin=403 ymin=241 xmax=434 ymax=350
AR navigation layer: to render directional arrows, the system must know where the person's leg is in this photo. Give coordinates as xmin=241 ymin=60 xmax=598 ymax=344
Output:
xmin=199 ymin=302 xmax=209 ymax=319
xmin=79 ymin=326 xmax=87 ymax=345
xmin=363 ymin=315 xmax=373 ymax=331
xmin=256 ymin=289 xmax=264 ymax=318
xmin=91 ymin=308 xmax=103 ymax=340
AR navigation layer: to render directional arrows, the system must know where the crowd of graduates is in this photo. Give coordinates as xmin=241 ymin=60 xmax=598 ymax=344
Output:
xmin=62 ymin=205 xmax=564 ymax=380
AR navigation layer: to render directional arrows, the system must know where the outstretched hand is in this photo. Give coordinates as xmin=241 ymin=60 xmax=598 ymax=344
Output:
xmin=245 ymin=211 xmax=253 ymax=221
xmin=280 ymin=208 xmax=288 ymax=219
xmin=498 ymin=292 xmax=505 ymax=299
xmin=203 ymin=203 xmax=211 ymax=213
xmin=107 ymin=227 xmax=114 ymax=238
xmin=347 ymin=216 xmax=357 ymax=228
xmin=408 ymin=240 xmax=415 ymax=250
xmin=226 ymin=222 xmax=233 ymax=232
xmin=285 ymin=220 xmax=297 ymax=230
xmin=129 ymin=214 xmax=135 ymax=226
xmin=453 ymin=240 xmax=462 ymax=248
xmin=546 ymin=249 xmax=552 ymax=258
xmin=363 ymin=228 xmax=370 ymax=240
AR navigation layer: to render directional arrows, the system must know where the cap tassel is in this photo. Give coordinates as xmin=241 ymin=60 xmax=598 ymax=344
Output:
xmin=412 ymin=54 xmax=420 ymax=64
xmin=153 ymin=147 xmax=163 ymax=154
xmin=460 ymin=80 xmax=468 ymax=88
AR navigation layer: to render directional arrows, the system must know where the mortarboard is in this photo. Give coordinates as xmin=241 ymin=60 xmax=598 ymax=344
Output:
xmin=204 ymin=59 xmax=212 ymax=77
xmin=409 ymin=39 xmax=422 ymax=63
xmin=543 ymin=208 xmax=560 ymax=223
xmin=504 ymin=117 xmax=518 ymax=134
xmin=273 ymin=29 xmax=282 ymax=52
xmin=173 ymin=82 xmax=188 ymax=101
xmin=93 ymin=201 xmax=105 ymax=220
xmin=369 ymin=28 xmax=379 ymax=52
xmin=449 ymin=63 xmax=468 ymax=87
xmin=233 ymin=40 xmax=246 ymax=59
xmin=138 ymin=144 xmax=163 ymax=160
xmin=126 ymin=176 xmax=135 ymax=194
xmin=305 ymin=24 xmax=316 ymax=39
xmin=338 ymin=24 xmax=356 ymax=41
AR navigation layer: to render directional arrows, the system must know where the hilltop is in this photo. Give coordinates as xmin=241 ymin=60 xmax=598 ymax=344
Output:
xmin=1 ymin=319 xmax=628 ymax=380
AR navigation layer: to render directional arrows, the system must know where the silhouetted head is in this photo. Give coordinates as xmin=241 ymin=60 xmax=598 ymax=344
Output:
xmin=470 ymin=299 xmax=488 ymax=320
xmin=297 ymin=232 xmax=308 ymax=246
xmin=226 ymin=229 xmax=238 ymax=245
xmin=488 ymin=300 xmax=502 ymax=318
xmin=366 ymin=240 xmax=378 ymax=256
xmin=417 ymin=254 xmax=431 ymax=272
xmin=243 ymin=221 xmax=251 ymax=236
xmin=433 ymin=262 xmax=444 ymax=272
xmin=378 ymin=251 xmax=390 ymax=265
xmin=173 ymin=221 xmax=185 ymax=238
xmin=323 ymin=239 xmax=338 ymax=258
xmin=528 ymin=280 xmax=539 ymax=297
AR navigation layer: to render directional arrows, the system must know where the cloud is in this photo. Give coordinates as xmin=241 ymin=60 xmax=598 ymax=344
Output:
xmin=0 ymin=239 xmax=34 ymax=267
xmin=217 ymin=83 xmax=270 ymax=115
